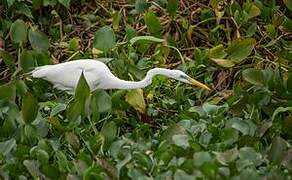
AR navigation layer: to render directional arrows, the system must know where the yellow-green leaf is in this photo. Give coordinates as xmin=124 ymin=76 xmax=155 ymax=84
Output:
xmin=125 ymin=89 xmax=146 ymax=114
xmin=227 ymin=38 xmax=256 ymax=62
xmin=283 ymin=0 xmax=292 ymax=11
xmin=211 ymin=58 xmax=235 ymax=68
xmin=208 ymin=44 xmax=227 ymax=59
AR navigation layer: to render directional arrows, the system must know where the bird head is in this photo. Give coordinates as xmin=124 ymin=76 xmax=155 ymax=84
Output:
xmin=169 ymin=70 xmax=210 ymax=91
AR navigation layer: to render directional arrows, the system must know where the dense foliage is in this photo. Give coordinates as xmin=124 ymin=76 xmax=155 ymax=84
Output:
xmin=1 ymin=0 xmax=292 ymax=179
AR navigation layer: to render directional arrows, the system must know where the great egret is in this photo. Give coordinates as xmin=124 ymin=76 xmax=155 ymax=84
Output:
xmin=31 ymin=59 xmax=210 ymax=94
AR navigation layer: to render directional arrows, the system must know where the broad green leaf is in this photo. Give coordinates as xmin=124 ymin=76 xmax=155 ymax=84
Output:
xmin=208 ymin=44 xmax=227 ymax=59
xmin=144 ymin=10 xmax=162 ymax=35
xmin=220 ymin=128 xmax=238 ymax=145
xmin=58 ymin=0 xmax=70 ymax=8
xmin=125 ymin=89 xmax=146 ymax=113
xmin=236 ymin=147 xmax=262 ymax=171
xmin=242 ymin=68 xmax=265 ymax=86
xmin=75 ymin=72 xmax=90 ymax=102
xmin=20 ymin=50 xmax=36 ymax=71
xmin=0 ymin=82 xmax=16 ymax=100
xmin=227 ymin=38 xmax=256 ymax=62
xmin=20 ymin=50 xmax=50 ymax=71
xmin=193 ymin=151 xmax=212 ymax=167
xmin=283 ymin=0 xmax=292 ymax=11
xmin=211 ymin=58 xmax=235 ymax=67
xmin=22 ymin=92 xmax=38 ymax=124
xmin=92 ymin=90 xmax=112 ymax=113
xmin=0 ymin=139 xmax=16 ymax=156
xmin=227 ymin=118 xmax=256 ymax=136
xmin=135 ymin=0 xmax=150 ymax=13
xmin=269 ymin=137 xmax=288 ymax=164
xmin=172 ymin=134 xmax=189 ymax=149
xmin=93 ymin=26 xmax=116 ymax=52
xmin=129 ymin=36 xmax=165 ymax=46
xmin=167 ymin=0 xmax=179 ymax=16
xmin=28 ymin=29 xmax=49 ymax=51
xmin=100 ymin=121 xmax=117 ymax=150
xmin=10 ymin=19 xmax=27 ymax=43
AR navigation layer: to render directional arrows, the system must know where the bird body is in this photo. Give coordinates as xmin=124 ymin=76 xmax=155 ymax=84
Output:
xmin=31 ymin=59 xmax=210 ymax=94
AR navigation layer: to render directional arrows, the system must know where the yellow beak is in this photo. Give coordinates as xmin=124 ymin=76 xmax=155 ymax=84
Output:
xmin=187 ymin=77 xmax=210 ymax=91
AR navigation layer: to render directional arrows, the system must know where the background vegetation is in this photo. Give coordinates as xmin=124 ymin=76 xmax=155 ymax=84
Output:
xmin=1 ymin=0 xmax=292 ymax=179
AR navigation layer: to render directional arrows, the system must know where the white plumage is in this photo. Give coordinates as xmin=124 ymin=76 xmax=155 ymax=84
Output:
xmin=31 ymin=59 xmax=210 ymax=94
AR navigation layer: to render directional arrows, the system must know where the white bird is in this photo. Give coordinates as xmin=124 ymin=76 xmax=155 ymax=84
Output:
xmin=31 ymin=59 xmax=210 ymax=94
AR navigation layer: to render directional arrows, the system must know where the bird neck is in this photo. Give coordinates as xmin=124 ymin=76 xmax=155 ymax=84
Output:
xmin=108 ymin=68 xmax=173 ymax=89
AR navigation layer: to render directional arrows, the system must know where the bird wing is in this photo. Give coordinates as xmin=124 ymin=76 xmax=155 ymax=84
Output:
xmin=32 ymin=61 xmax=101 ymax=92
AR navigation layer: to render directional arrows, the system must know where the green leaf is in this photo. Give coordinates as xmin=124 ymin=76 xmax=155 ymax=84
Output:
xmin=22 ymin=92 xmax=39 ymax=124
xmin=283 ymin=0 xmax=292 ymax=11
xmin=193 ymin=151 xmax=212 ymax=167
xmin=0 ymin=82 xmax=16 ymax=100
xmin=172 ymin=134 xmax=189 ymax=149
xmin=227 ymin=118 xmax=256 ymax=136
xmin=0 ymin=139 xmax=16 ymax=156
xmin=242 ymin=68 xmax=265 ymax=86
xmin=167 ymin=0 xmax=179 ymax=16
xmin=68 ymin=38 xmax=79 ymax=51
xmin=129 ymin=36 xmax=165 ymax=46
xmin=58 ymin=0 xmax=70 ymax=8
xmin=243 ymin=3 xmax=261 ymax=19
xmin=135 ymin=0 xmax=150 ymax=13
xmin=10 ymin=19 xmax=27 ymax=43
xmin=211 ymin=58 xmax=235 ymax=68
xmin=236 ymin=147 xmax=262 ymax=171
xmin=100 ymin=121 xmax=117 ymax=150
xmin=92 ymin=90 xmax=112 ymax=113
xmin=208 ymin=44 xmax=227 ymax=59
xmin=112 ymin=11 xmax=122 ymax=31
xmin=227 ymin=38 xmax=256 ymax=62
xmin=125 ymin=89 xmax=146 ymax=114
xmin=144 ymin=10 xmax=162 ymax=35
xmin=75 ymin=72 xmax=90 ymax=102
xmin=20 ymin=50 xmax=37 ymax=71
xmin=93 ymin=26 xmax=116 ymax=52
xmin=28 ymin=29 xmax=50 ymax=51
xmin=269 ymin=137 xmax=288 ymax=164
